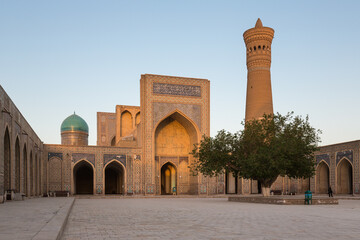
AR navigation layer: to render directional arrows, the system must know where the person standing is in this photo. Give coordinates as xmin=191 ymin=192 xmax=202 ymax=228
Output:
xmin=328 ymin=186 xmax=333 ymax=197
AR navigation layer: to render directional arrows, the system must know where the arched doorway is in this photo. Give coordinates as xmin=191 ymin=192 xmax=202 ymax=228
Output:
xmin=15 ymin=137 xmax=20 ymax=193
xmin=30 ymin=151 xmax=33 ymax=196
xmin=337 ymin=159 xmax=353 ymax=194
xmin=35 ymin=154 xmax=38 ymax=196
xmin=121 ymin=111 xmax=133 ymax=137
xmin=316 ymin=161 xmax=329 ymax=194
xmin=155 ymin=111 xmax=199 ymax=195
xmin=23 ymin=145 xmax=27 ymax=196
xmin=161 ymin=162 xmax=177 ymax=195
xmin=73 ymin=161 xmax=94 ymax=194
xmin=104 ymin=161 xmax=124 ymax=194
xmin=110 ymin=136 xmax=116 ymax=146
xmin=4 ymin=128 xmax=11 ymax=192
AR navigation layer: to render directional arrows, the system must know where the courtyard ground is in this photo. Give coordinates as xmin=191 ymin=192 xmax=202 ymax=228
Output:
xmin=0 ymin=197 xmax=74 ymax=240
xmin=62 ymin=198 xmax=360 ymax=240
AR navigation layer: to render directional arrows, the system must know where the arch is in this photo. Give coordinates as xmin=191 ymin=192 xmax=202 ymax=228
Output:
xmin=110 ymin=136 xmax=116 ymax=146
xmin=154 ymin=110 xmax=200 ymax=154
xmin=337 ymin=158 xmax=353 ymax=194
xmin=316 ymin=160 xmax=329 ymax=194
xmin=15 ymin=137 xmax=20 ymax=192
xmin=73 ymin=160 xmax=94 ymax=194
xmin=135 ymin=112 xmax=140 ymax=126
xmin=39 ymin=155 xmax=42 ymax=195
xmin=23 ymin=144 xmax=27 ymax=196
xmin=154 ymin=110 xmax=200 ymax=195
xmin=3 ymin=127 xmax=11 ymax=193
xmin=103 ymin=160 xmax=126 ymax=194
xmin=35 ymin=153 xmax=38 ymax=196
xmin=161 ymin=162 xmax=177 ymax=195
xmin=121 ymin=110 xmax=133 ymax=137
xmin=30 ymin=150 xmax=33 ymax=196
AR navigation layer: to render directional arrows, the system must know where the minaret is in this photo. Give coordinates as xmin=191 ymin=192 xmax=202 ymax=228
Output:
xmin=243 ymin=18 xmax=274 ymax=121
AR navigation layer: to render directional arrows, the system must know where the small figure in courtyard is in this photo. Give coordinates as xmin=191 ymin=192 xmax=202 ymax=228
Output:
xmin=328 ymin=186 xmax=333 ymax=197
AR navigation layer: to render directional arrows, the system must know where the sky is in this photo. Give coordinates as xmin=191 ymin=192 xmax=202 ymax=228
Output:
xmin=1 ymin=0 xmax=360 ymax=146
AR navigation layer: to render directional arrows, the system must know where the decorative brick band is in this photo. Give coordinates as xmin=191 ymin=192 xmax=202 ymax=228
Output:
xmin=153 ymin=83 xmax=201 ymax=97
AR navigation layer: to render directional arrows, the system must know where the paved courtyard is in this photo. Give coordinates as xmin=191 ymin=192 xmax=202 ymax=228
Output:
xmin=62 ymin=198 xmax=360 ymax=240
xmin=0 ymin=197 xmax=74 ymax=240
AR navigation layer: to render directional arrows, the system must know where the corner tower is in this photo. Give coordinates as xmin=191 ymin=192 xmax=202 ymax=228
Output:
xmin=243 ymin=18 xmax=274 ymax=121
xmin=61 ymin=113 xmax=89 ymax=146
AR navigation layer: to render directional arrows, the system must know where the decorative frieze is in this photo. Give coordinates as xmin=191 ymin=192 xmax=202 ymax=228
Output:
xmin=153 ymin=83 xmax=201 ymax=97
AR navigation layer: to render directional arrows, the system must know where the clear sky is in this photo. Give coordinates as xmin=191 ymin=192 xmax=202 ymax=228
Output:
xmin=1 ymin=1 xmax=359 ymax=146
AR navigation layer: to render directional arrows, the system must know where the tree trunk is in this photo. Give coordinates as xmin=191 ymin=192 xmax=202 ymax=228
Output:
xmin=261 ymin=186 xmax=271 ymax=197
xmin=260 ymin=177 xmax=278 ymax=197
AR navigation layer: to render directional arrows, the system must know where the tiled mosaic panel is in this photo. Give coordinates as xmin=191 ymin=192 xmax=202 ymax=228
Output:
xmin=48 ymin=157 xmax=62 ymax=191
xmin=48 ymin=152 xmax=63 ymax=160
xmin=153 ymin=102 xmax=201 ymax=130
xmin=134 ymin=159 xmax=142 ymax=194
xmin=72 ymin=153 xmax=95 ymax=166
xmin=103 ymin=154 xmax=126 ymax=167
xmin=336 ymin=150 xmax=353 ymax=165
xmin=316 ymin=154 xmax=330 ymax=166
xmin=153 ymin=83 xmax=201 ymax=97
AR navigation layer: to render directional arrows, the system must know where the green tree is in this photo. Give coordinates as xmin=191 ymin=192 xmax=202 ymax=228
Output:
xmin=191 ymin=112 xmax=321 ymax=196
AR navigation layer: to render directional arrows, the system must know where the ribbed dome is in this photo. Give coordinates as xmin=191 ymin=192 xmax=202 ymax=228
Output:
xmin=61 ymin=113 xmax=89 ymax=133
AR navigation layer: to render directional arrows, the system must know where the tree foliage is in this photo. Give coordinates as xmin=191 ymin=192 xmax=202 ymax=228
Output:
xmin=191 ymin=112 xmax=321 ymax=190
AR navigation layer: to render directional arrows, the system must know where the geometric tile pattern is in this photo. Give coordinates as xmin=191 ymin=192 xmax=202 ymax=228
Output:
xmin=316 ymin=154 xmax=330 ymax=166
xmin=336 ymin=150 xmax=353 ymax=165
xmin=72 ymin=153 xmax=95 ymax=166
xmin=103 ymin=154 xmax=126 ymax=167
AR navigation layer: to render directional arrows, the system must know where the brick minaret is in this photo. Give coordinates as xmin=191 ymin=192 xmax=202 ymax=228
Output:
xmin=243 ymin=18 xmax=274 ymax=121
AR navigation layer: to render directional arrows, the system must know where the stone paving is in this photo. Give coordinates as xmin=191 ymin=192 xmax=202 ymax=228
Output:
xmin=0 ymin=197 xmax=74 ymax=240
xmin=62 ymin=198 xmax=360 ymax=240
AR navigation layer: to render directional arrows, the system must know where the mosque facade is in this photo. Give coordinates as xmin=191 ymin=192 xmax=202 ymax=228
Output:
xmin=0 ymin=20 xmax=359 ymax=202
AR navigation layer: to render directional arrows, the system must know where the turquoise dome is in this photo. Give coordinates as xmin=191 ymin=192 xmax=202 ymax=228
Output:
xmin=61 ymin=113 xmax=89 ymax=133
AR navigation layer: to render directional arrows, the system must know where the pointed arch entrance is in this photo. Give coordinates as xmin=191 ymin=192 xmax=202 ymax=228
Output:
xmin=3 ymin=128 xmax=11 ymax=192
xmin=73 ymin=160 xmax=94 ymax=194
xmin=316 ymin=161 xmax=329 ymax=194
xmin=15 ymin=137 xmax=20 ymax=192
xmin=104 ymin=160 xmax=125 ymax=194
xmin=30 ymin=151 xmax=33 ymax=196
xmin=23 ymin=145 xmax=27 ymax=196
xmin=155 ymin=111 xmax=199 ymax=195
xmin=337 ymin=159 xmax=353 ymax=194
xmin=161 ymin=162 xmax=177 ymax=195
